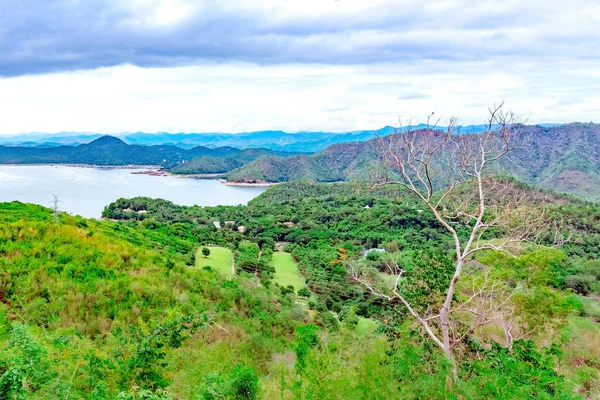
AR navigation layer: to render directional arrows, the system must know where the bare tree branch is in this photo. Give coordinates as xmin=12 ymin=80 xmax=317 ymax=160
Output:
xmin=354 ymin=104 xmax=555 ymax=378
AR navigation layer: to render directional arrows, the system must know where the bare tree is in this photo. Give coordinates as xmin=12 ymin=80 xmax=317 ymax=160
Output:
xmin=350 ymin=104 xmax=551 ymax=379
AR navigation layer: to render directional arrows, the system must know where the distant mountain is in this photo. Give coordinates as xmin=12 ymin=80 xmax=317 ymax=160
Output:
xmin=499 ymin=123 xmax=600 ymax=201
xmin=0 ymin=123 xmax=563 ymax=152
xmin=0 ymin=136 xmax=304 ymax=167
xmin=225 ymin=123 xmax=600 ymax=201
xmin=0 ymin=136 xmax=240 ymax=166
xmin=122 ymin=127 xmax=398 ymax=152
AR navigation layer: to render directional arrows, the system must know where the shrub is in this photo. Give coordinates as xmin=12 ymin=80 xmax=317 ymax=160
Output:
xmin=318 ymin=312 xmax=339 ymax=331
xmin=564 ymin=274 xmax=596 ymax=295
xmin=200 ymin=365 xmax=259 ymax=400
xmin=366 ymin=250 xmax=381 ymax=261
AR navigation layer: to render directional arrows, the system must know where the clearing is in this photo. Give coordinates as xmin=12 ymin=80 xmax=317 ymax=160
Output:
xmin=196 ymin=246 xmax=234 ymax=276
xmin=272 ymin=252 xmax=307 ymax=291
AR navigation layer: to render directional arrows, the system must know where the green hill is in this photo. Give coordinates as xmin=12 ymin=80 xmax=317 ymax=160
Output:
xmin=0 ymin=136 xmax=243 ymax=166
xmin=169 ymin=148 xmax=303 ymax=175
xmin=225 ymin=124 xmax=600 ymax=201
xmin=170 ymin=156 xmax=242 ymax=174
xmin=2 ymin=178 xmax=600 ymax=397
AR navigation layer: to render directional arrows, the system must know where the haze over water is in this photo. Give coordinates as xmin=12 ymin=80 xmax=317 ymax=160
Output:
xmin=0 ymin=165 xmax=266 ymax=218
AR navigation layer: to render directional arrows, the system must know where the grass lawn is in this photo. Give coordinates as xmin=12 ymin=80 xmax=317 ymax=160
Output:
xmin=272 ymin=252 xmax=307 ymax=291
xmin=195 ymin=246 xmax=233 ymax=276
xmin=355 ymin=317 xmax=378 ymax=337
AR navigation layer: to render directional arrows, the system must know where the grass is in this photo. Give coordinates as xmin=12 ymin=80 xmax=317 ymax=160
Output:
xmin=195 ymin=246 xmax=233 ymax=276
xmin=272 ymin=252 xmax=307 ymax=291
xmin=355 ymin=317 xmax=378 ymax=337
xmin=579 ymin=295 xmax=600 ymax=319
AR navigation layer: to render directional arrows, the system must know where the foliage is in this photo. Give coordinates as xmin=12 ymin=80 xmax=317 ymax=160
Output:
xmin=225 ymin=124 xmax=600 ymax=201
xmin=1 ymin=176 xmax=599 ymax=398
xmin=200 ymin=365 xmax=259 ymax=400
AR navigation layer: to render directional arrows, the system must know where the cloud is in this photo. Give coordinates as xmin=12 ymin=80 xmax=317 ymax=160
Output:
xmin=0 ymin=0 xmax=597 ymax=132
xmin=0 ymin=59 xmax=597 ymax=135
xmin=0 ymin=0 xmax=598 ymax=76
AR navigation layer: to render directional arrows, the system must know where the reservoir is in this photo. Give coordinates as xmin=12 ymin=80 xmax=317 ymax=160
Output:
xmin=0 ymin=165 xmax=267 ymax=218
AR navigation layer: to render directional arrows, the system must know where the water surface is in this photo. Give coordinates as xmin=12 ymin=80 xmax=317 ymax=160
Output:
xmin=0 ymin=166 xmax=266 ymax=218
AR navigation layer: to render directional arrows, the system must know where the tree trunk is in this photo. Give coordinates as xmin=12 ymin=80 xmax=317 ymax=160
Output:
xmin=440 ymin=258 xmax=464 ymax=385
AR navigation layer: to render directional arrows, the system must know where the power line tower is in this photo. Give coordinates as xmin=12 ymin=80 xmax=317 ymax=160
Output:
xmin=50 ymin=194 xmax=61 ymax=224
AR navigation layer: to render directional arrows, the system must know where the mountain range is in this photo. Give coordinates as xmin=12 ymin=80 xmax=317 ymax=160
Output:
xmin=224 ymin=123 xmax=600 ymax=202
xmin=0 ymin=123 xmax=561 ymax=152
xmin=0 ymin=136 xmax=300 ymax=167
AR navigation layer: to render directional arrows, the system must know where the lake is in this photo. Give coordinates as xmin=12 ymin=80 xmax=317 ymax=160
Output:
xmin=0 ymin=165 xmax=267 ymax=218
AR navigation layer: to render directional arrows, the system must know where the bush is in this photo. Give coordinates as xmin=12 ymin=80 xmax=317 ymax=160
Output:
xmin=564 ymin=274 xmax=597 ymax=295
xmin=229 ymin=365 xmax=259 ymax=400
xmin=298 ymin=287 xmax=311 ymax=298
xmin=318 ymin=312 xmax=339 ymax=331
xmin=200 ymin=365 xmax=259 ymax=400
xmin=385 ymin=240 xmax=400 ymax=253
xmin=580 ymin=259 xmax=600 ymax=279
xmin=280 ymin=285 xmax=295 ymax=296
xmin=339 ymin=307 xmax=359 ymax=328
xmin=366 ymin=250 xmax=381 ymax=261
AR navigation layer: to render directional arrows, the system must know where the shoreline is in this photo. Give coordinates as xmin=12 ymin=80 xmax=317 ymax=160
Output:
xmin=0 ymin=163 xmax=162 ymax=169
xmin=0 ymin=163 xmax=278 ymax=187
xmin=168 ymin=172 xmax=224 ymax=179
xmin=219 ymin=179 xmax=279 ymax=187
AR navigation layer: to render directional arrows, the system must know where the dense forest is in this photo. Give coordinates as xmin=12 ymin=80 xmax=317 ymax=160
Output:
xmin=1 ymin=177 xmax=599 ymax=398
xmin=169 ymin=149 xmax=304 ymax=175
xmin=224 ymin=123 xmax=600 ymax=201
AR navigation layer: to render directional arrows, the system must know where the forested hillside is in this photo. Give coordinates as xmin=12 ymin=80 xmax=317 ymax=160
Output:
xmin=170 ymin=148 xmax=303 ymax=175
xmin=1 ymin=179 xmax=600 ymax=398
xmin=225 ymin=123 xmax=600 ymax=201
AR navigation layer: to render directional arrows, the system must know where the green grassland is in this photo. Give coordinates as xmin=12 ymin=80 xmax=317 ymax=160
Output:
xmin=355 ymin=317 xmax=378 ymax=337
xmin=271 ymin=252 xmax=307 ymax=291
xmin=195 ymin=246 xmax=233 ymax=276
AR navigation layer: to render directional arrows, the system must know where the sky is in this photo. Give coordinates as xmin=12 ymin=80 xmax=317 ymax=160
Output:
xmin=0 ymin=0 xmax=598 ymax=135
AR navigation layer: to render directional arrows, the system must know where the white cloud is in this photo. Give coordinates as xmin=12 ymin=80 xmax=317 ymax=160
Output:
xmin=0 ymin=0 xmax=597 ymax=133
xmin=0 ymin=56 xmax=597 ymax=135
